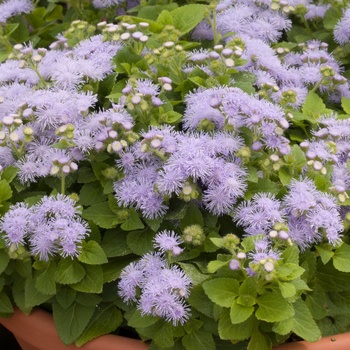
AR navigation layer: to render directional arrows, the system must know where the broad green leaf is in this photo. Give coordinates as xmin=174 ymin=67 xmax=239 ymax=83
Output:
xmin=79 ymin=182 xmax=107 ymax=206
xmin=100 ymin=229 xmax=132 ymax=258
xmin=153 ymin=322 xmax=174 ymax=348
xmin=180 ymin=203 xmax=204 ymax=230
xmin=53 ymin=302 xmax=95 ymax=345
xmin=25 ymin=279 xmax=52 ymax=308
xmin=182 ymin=328 xmax=215 ymax=350
xmin=0 ymin=250 xmax=10 ymax=275
xmin=239 ymin=278 xmax=257 ymax=299
xmin=128 ymin=309 xmax=158 ymax=328
xmin=75 ymin=304 xmax=123 ymax=346
xmin=272 ymin=317 xmax=294 ymax=335
xmin=278 ymin=281 xmax=296 ymax=298
xmin=127 ymin=229 xmax=155 ymax=256
xmin=78 ymin=241 xmax=108 ymax=265
xmin=218 ymin=309 xmax=254 ymax=341
xmin=302 ymin=91 xmax=330 ymax=118
xmin=82 ymin=202 xmax=121 ymax=229
xmin=247 ymin=327 xmax=271 ymax=350
xmin=281 ymin=245 xmax=299 ymax=265
xmin=170 ymin=4 xmax=207 ymax=35
xmin=14 ymin=259 xmax=32 ymax=279
xmin=291 ymin=299 xmax=321 ymax=342
xmin=315 ymin=261 xmax=350 ymax=292
xmin=230 ymin=300 xmax=254 ymax=324
xmin=305 ymin=292 xmax=328 ymax=320
xmin=0 ymin=180 xmax=12 ymax=203
xmin=1 ymin=166 xmax=18 ymax=183
xmin=323 ymin=6 xmax=342 ymax=30
xmin=178 ymin=262 xmax=210 ymax=285
xmin=102 ymin=256 xmax=135 ymax=283
xmin=35 ymin=262 xmax=56 ymax=295
xmin=120 ymin=209 xmax=145 ymax=231
xmin=278 ymin=168 xmax=292 ymax=186
xmin=246 ymin=178 xmax=280 ymax=199
xmin=71 ymin=265 xmax=104 ymax=294
xmin=256 ymin=292 xmax=294 ymax=322
xmin=276 ymin=263 xmax=304 ymax=281
xmin=341 ymin=97 xmax=350 ymax=115
xmin=0 ymin=291 xmax=13 ymax=313
xmin=207 ymin=259 xmax=229 ymax=273
xmin=333 ymin=243 xmax=350 ymax=272
xmin=139 ymin=3 xmax=178 ymax=21
xmin=203 ymin=278 xmax=240 ymax=308
xmin=187 ymin=285 xmax=214 ymax=318
xmin=55 ymin=259 xmax=85 ymax=285
xmin=315 ymin=244 xmax=334 ymax=265
xmin=55 ymin=287 xmax=77 ymax=309
xmin=157 ymin=10 xmax=174 ymax=26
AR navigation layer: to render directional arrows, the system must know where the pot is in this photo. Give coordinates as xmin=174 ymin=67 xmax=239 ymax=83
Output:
xmin=0 ymin=308 xmax=149 ymax=350
xmin=273 ymin=333 xmax=350 ymax=350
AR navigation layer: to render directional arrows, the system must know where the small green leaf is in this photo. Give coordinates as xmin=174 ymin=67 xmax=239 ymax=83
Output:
xmin=0 ymin=291 xmax=13 ymax=313
xmin=272 ymin=318 xmax=294 ymax=335
xmin=230 ymin=300 xmax=254 ymax=324
xmin=207 ymin=259 xmax=229 ymax=273
xmin=278 ymin=281 xmax=296 ymax=298
xmin=341 ymin=97 xmax=350 ymax=115
xmin=153 ymin=322 xmax=174 ymax=348
xmin=71 ymin=265 xmax=104 ymax=294
xmin=247 ymin=327 xmax=271 ymax=350
xmin=35 ymin=262 xmax=56 ymax=295
xmin=218 ymin=309 xmax=254 ymax=341
xmin=180 ymin=203 xmax=204 ymax=230
xmin=53 ymin=302 xmax=95 ymax=345
xmin=333 ymin=243 xmax=350 ymax=272
xmin=302 ymin=91 xmax=331 ymax=118
xmin=78 ymin=241 xmax=108 ymax=265
xmin=291 ymin=299 xmax=321 ymax=342
xmin=157 ymin=10 xmax=174 ymax=26
xmin=256 ymin=292 xmax=294 ymax=322
xmin=182 ymin=328 xmax=215 ymax=350
xmin=75 ymin=304 xmax=123 ymax=347
xmin=203 ymin=278 xmax=240 ymax=308
xmin=121 ymin=209 xmax=145 ymax=231
xmin=25 ymin=279 xmax=52 ymax=308
xmin=315 ymin=244 xmax=334 ymax=265
xmin=276 ymin=263 xmax=304 ymax=281
xmin=55 ymin=259 xmax=85 ymax=285
xmin=0 ymin=180 xmax=12 ymax=203
xmin=83 ymin=202 xmax=121 ymax=229
xmin=128 ymin=309 xmax=158 ymax=328
xmin=0 ymin=250 xmax=10 ymax=275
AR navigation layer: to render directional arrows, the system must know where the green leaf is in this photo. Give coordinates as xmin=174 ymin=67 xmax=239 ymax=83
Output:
xmin=79 ymin=182 xmax=108 ymax=206
xmin=246 ymin=178 xmax=279 ymax=199
xmin=341 ymin=97 xmax=350 ymax=115
xmin=55 ymin=287 xmax=77 ymax=309
xmin=305 ymin=292 xmax=328 ymax=320
xmin=230 ymin=300 xmax=254 ymax=324
xmin=127 ymin=229 xmax=155 ymax=256
xmin=71 ymin=265 xmax=104 ymax=294
xmin=82 ymin=202 xmax=121 ymax=229
xmin=153 ymin=322 xmax=174 ymax=348
xmin=0 ymin=180 xmax=12 ymax=203
xmin=180 ymin=203 xmax=204 ymax=230
xmin=178 ymin=262 xmax=211 ymax=285
xmin=55 ymin=259 xmax=85 ymax=285
xmin=0 ymin=291 xmax=13 ymax=313
xmin=128 ymin=309 xmax=158 ymax=328
xmin=187 ymin=285 xmax=214 ymax=318
xmin=256 ymin=292 xmax=294 ymax=322
xmin=203 ymin=278 xmax=240 ymax=308
xmin=121 ymin=209 xmax=145 ymax=231
xmin=35 ymin=262 xmax=56 ymax=295
xmin=333 ymin=243 xmax=350 ymax=272
xmin=0 ymin=250 xmax=10 ymax=275
xmin=281 ymin=245 xmax=299 ymax=265
xmin=157 ymin=10 xmax=174 ymax=26
xmin=100 ymin=229 xmax=132 ymax=258
xmin=247 ymin=327 xmax=271 ymax=350
xmin=276 ymin=263 xmax=304 ymax=281
xmin=315 ymin=244 xmax=334 ymax=265
xmin=218 ymin=309 xmax=254 ymax=341
xmin=272 ymin=317 xmax=294 ymax=335
xmin=170 ymin=4 xmax=207 ymax=35
xmin=25 ymin=279 xmax=52 ymax=308
xmin=302 ymin=91 xmax=330 ymax=118
xmin=139 ymin=3 xmax=178 ymax=21
xmin=75 ymin=304 xmax=123 ymax=346
xmin=182 ymin=328 xmax=215 ymax=350
xmin=53 ymin=302 xmax=95 ymax=345
xmin=78 ymin=241 xmax=108 ymax=265
xmin=1 ymin=166 xmax=18 ymax=183
xmin=278 ymin=168 xmax=292 ymax=186
xmin=207 ymin=259 xmax=229 ymax=273
xmin=315 ymin=261 xmax=350 ymax=292
xmin=278 ymin=281 xmax=296 ymax=298
xmin=291 ymin=299 xmax=321 ymax=342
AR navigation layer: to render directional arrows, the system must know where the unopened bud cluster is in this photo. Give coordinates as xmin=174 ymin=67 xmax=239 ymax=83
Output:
xmin=182 ymin=224 xmax=206 ymax=246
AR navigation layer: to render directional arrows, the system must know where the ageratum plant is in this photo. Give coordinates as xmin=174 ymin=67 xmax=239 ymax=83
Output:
xmin=1 ymin=0 xmax=350 ymax=349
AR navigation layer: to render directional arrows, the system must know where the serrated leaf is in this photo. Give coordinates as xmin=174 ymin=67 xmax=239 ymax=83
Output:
xmin=35 ymin=262 xmax=56 ymax=295
xmin=218 ymin=309 xmax=254 ymax=341
xmin=276 ymin=263 xmax=304 ymax=281
xmin=203 ymin=278 xmax=240 ymax=308
xmin=71 ymin=265 xmax=103 ymax=294
xmin=302 ymin=91 xmax=330 ymax=118
xmin=25 ymin=279 xmax=52 ymax=308
xmin=292 ymin=299 xmax=321 ymax=342
xmin=182 ymin=328 xmax=215 ymax=350
xmin=100 ymin=229 xmax=132 ymax=258
xmin=256 ymin=292 xmax=294 ymax=322
xmin=121 ymin=209 xmax=145 ymax=231
xmin=55 ymin=259 xmax=85 ymax=285
xmin=0 ymin=180 xmax=12 ymax=203
xmin=75 ymin=304 xmax=123 ymax=346
xmin=278 ymin=281 xmax=296 ymax=298
xmin=83 ymin=201 xmax=122 ymax=229
xmin=272 ymin=317 xmax=294 ymax=335
xmin=78 ymin=241 xmax=108 ymax=265
xmin=247 ymin=327 xmax=271 ymax=350
xmin=230 ymin=300 xmax=254 ymax=324
xmin=53 ymin=302 xmax=95 ymax=345
xmin=170 ymin=4 xmax=207 ymax=35
xmin=128 ymin=309 xmax=158 ymax=328
xmin=333 ymin=243 xmax=350 ymax=272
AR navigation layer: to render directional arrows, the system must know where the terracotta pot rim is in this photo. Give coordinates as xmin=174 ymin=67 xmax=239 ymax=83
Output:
xmin=0 ymin=307 xmax=149 ymax=350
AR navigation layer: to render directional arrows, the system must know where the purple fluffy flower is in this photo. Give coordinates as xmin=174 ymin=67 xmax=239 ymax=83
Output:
xmin=334 ymin=7 xmax=350 ymax=45
xmin=0 ymin=0 xmax=33 ymax=23
xmin=153 ymin=230 xmax=183 ymax=255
